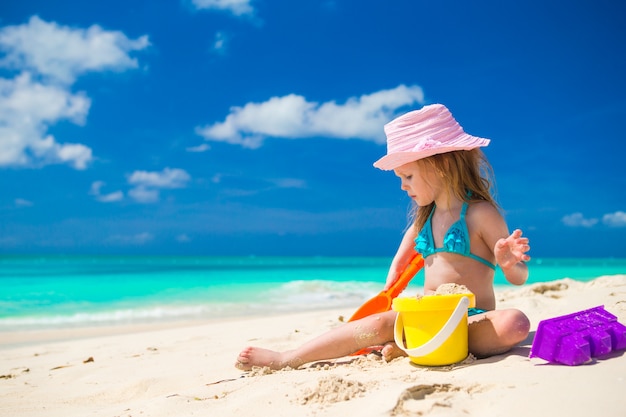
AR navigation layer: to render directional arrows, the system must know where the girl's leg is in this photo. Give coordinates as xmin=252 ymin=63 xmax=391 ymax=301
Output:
xmin=468 ymin=309 xmax=530 ymax=357
xmin=235 ymin=310 xmax=398 ymax=370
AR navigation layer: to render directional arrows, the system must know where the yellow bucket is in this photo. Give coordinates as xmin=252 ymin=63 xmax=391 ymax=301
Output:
xmin=392 ymin=293 xmax=476 ymax=366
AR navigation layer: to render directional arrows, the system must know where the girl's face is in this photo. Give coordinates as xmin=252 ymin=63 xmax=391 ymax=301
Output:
xmin=393 ymin=161 xmax=440 ymax=206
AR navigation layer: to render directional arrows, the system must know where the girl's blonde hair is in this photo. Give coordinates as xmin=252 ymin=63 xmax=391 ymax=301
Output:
xmin=412 ymin=149 xmax=498 ymax=231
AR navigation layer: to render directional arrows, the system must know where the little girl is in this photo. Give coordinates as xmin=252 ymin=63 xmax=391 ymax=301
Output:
xmin=236 ymin=104 xmax=531 ymax=370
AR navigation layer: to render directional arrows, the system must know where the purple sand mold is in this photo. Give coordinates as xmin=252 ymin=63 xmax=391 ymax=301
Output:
xmin=529 ymin=305 xmax=626 ymax=366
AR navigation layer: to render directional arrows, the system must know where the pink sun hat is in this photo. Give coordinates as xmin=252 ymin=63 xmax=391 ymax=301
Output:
xmin=373 ymin=104 xmax=491 ymax=170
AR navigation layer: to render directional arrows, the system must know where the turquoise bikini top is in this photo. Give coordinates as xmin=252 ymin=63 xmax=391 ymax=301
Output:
xmin=415 ymin=201 xmax=496 ymax=270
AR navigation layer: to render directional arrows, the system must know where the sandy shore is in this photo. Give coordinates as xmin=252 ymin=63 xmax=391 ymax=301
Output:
xmin=1 ymin=275 xmax=625 ymax=417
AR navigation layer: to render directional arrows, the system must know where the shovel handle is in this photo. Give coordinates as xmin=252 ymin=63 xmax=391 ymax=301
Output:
xmin=348 ymin=251 xmax=424 ymax=323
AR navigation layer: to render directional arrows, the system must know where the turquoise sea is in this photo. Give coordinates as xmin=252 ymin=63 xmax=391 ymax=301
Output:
xmin=1 ymin=256 xmax=625 ymax=332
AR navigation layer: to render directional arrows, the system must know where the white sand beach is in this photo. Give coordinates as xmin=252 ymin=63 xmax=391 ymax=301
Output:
xmin=1 ymin=275 xmax=625 ymax=417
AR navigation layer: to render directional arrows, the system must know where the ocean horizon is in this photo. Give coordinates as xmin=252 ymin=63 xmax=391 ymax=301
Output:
xmin=1 ymin=255 xmax=625 ymax=332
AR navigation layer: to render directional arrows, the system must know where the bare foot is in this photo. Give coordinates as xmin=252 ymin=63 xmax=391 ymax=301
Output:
xmin=380 ymin=342 xmax=407 ymax=362
xmin=235 ymin=347 xmax=302 ymax=371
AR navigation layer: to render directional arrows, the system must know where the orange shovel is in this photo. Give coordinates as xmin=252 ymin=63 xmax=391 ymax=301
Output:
xmin=348 ymin=251 xmax=424 ymax=322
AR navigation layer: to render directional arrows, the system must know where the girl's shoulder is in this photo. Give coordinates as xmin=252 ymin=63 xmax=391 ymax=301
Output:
xmin=466 ymin=200 xmax=509 ymax=241
xmin=467 ymin=200 xmax=503 ymax=222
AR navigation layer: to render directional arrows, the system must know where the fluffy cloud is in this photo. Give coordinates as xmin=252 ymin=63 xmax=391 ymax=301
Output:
xmin=195 ymin=84 xmax=424 ymax=148
xmin=90 ymin=169 xmax=191 ymax=204
xmin=186 ymin=143 xmax=210 ymax=153
xmin=127 ymin=168 xmax=191 ymax=203
xmin=562 ymin=211 xmax=626 ymax=228
xmin=0 ymin=72 xmax=92 ymax=169
xmin=128 ymin=187 xmax=160 ymax=204
xmin=192 ymin=0 xmax=255 ymax=16
xmin=128 ymin=168 xmax=191 ymax=189
xmin=0 ymin=16 xmax=149 ymax=84
xmin=603 ymin=211 xmax=626 ymax=227
xmin=90 ymin=181 xmax=124 ymax=203
xmin=561 ymin=212 xmax=599 ymax=228
xmin=0 ymin=16 xmax=149 ymax=169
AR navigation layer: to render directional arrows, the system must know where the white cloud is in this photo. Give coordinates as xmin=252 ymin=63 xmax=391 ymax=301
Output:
xmin=0 ymin=72 xmax=93 ymax=169
xmin=562 ymin=212 xmax=599 ymax=228
xmin=97 ymin=191 xmax=124 ymax=203
xmin=91 ymin=168 xmax=192 ymax=205
xmin=128 ymin=168 xmax=191 ymax=188
xmin=127 ymin=168 xmax=191 ymax=203
xmin=186 ymin=143 xmax=210 ymax=153
xmin=0 ymin=72 xmax=89 ymax=123
xmin=192 ymin=0 xmax=255 ymax=16
xmin=562 ymin=211 xmax=626 ymax=228
xmin=0 ymin=16 xmax=150 ymax=84
xmin=195 ymin=84 xmax=424 ymax=148
xmin=56 ymin=142 xmax=93 ymax=169
xmin=603 ymin=211 xmax=626 ymax=227
xmin=0 ymin=16 xmax=149 ymax=170
xmin=89 ymin=181 xmax=123 ymax=203
xmin=128 ymin=186 xmax=160 ymax=204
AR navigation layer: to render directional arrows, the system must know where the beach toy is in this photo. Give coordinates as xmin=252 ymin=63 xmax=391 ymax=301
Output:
xmin=392 ymin=292 xmax=476 ymax=366
xmin=529 ymin=305 xmax=626 ymax=366
xmin=348 ymin=252 xmax=424 ymax=322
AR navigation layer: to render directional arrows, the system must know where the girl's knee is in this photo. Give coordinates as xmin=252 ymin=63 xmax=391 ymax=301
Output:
xmin=361 ymin=312 xmax=396 ymax=337
xmin=499 ymin=309 xmax=530 ymax=344
xmin=468 ymin=309 xmax=530 ymax=357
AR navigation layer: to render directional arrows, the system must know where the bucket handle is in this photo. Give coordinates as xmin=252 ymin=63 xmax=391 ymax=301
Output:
xmin=394 ymin=296 xmax=470 ymax=358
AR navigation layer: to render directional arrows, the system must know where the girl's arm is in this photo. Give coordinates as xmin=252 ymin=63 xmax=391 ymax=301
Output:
xmin=494 ymin=229 xmax=531 ymax=286
xmin=384 ymin=223 xmax=419 ymax=290
xmin=474 ymin=203 xmax=530 ymax=286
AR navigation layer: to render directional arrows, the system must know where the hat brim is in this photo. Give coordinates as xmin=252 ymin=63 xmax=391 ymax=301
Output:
xmin=373 ymin=137 xmax=490 ymax=171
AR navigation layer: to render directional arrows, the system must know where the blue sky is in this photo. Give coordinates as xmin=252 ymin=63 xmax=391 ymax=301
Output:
xmin=1 ymin=0 xmax=625 ymax=257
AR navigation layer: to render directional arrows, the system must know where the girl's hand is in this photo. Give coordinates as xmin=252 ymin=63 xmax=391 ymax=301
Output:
xmin=494 ymin=229 xmax=531 ymax=270
xmin=384 ymin=264 xmax=403 ymax=290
